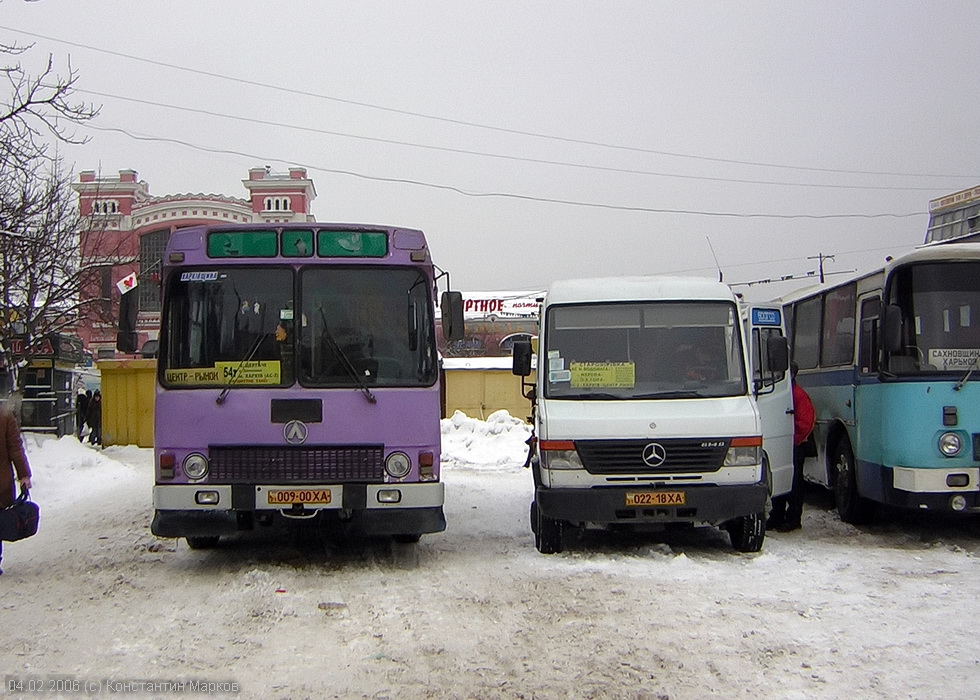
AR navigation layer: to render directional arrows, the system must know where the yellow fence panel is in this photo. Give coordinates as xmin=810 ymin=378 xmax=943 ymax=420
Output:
xmin=97 ymin=361 xmax=533 ymax=447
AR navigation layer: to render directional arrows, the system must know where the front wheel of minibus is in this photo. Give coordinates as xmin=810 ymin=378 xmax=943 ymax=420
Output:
xmin=833 ymin=438 xmax=870 ymax=525
xmin=727 ymin=512 xmax=765 ymax=553
xmin=186 ymin=536 xmax=220 ymax=549
xmin=530 ymin=501 xmax=563 ymax=554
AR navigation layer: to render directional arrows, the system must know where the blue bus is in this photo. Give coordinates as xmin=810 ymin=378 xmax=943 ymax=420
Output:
xmin=780 ymin=243 xmax=980 ymax=523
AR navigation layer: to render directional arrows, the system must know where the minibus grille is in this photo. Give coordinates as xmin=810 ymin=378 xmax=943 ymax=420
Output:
xmin=575 ymin=439 xmax=729 ymax=474
xmin=209 ymin=445 xmax=385 ymax=483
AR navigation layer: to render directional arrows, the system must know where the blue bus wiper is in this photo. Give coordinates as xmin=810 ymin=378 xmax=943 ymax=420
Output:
xmin=319 ymin=309 xmax=377 ymax=404
xmin=216 ymin=332 xmax=269 ymax=405
xmin=954 ymin=352 xmax=980 ymax=391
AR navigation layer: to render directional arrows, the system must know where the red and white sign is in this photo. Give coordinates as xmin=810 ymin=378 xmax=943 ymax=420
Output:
xmin=116 ymin=272 xmax=139 ymax=294
xmin=461 ymin=292 xmax=543 ymax=320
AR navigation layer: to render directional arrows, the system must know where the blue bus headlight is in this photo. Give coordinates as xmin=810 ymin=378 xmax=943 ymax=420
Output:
xmin=183 ymin=453 xmax=209 ymax=480
xmin=938 ymin=432 xmax=963 ymax=457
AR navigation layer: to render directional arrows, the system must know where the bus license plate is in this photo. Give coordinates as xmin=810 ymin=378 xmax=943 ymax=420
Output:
xmin=625 ymin=491 xmax=685 ymax=507
xmin=267 ymin=489 xmax=333 ymax=506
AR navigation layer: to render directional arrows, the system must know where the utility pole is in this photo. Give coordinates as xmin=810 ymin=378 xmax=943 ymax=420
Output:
xmin=807 ymin=253 xmax=835 ymax=283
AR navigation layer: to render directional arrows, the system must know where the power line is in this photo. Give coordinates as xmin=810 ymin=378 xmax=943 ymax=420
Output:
xmin=4 ymin=23 xmax=978 ymax=181
xmin=82 ymin=122 xmax=927 ymax=220
xmin=76 ymin=89 xmax=957 ymax=193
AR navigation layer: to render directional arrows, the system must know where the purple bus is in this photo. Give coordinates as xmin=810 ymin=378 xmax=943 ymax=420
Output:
xmin=126 ymin=224 xmax=463 ymax=549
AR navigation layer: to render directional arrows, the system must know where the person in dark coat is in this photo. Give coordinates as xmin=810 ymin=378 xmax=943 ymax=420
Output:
xmin=86 ymin=390 xmax=103 ymax=446
xmin=76 ymin=390 xmax=91 ymax=439
xmin=0 ymin=404 xmax=33 ymax=574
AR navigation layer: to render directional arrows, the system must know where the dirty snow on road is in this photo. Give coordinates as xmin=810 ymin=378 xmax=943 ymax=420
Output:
xmin=2 ymin=410 xmax=980 ymax=699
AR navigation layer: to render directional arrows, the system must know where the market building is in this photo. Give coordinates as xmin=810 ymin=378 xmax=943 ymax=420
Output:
xmin=73 ymin=166 xmax=317 ymax=358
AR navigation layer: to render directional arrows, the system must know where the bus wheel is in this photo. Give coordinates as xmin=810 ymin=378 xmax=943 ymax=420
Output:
xmin=531 ymin=501 xmax=563 ymax=554
xmin=186 ymin=536 xmax=220 ymax=549
xmin=833 ymin=438 xmax=869 ymax=525
xmin=727 ymin=512 xmax=765 ymax=553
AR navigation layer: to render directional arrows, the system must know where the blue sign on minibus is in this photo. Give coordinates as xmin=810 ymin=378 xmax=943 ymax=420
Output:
xmin=751 ymin=308 xmax=781 ymax=326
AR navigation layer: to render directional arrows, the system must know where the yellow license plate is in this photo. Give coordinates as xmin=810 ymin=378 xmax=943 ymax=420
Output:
xmin=266 ymin=489 xmax=333 ymax=506
xmin=625 ymin=491 xmax=685 ymax=507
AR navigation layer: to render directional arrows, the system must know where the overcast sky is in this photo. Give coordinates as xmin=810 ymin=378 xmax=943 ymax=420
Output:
xmin=3 ymin=1 xmax=979 ymax=299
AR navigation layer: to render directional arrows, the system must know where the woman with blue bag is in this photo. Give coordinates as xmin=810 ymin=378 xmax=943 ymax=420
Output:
xmin=0 ymin=404 xmax=33 ymax=575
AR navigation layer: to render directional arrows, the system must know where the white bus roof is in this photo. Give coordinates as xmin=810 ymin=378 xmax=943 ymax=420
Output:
xmin=545 ymin=275 xmax=736 ymax=306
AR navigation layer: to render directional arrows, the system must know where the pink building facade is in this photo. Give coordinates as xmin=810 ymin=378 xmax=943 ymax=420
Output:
xmin=73 ymin=167 xmax=317 ymax=358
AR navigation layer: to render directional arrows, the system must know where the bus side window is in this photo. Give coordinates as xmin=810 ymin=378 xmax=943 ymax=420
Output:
xmin=859 ymin=297 xmax=881 ymax=374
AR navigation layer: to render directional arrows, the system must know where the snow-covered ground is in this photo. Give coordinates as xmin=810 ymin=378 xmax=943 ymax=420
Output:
xmin=3 ymin=410 xmax=980 ymax=699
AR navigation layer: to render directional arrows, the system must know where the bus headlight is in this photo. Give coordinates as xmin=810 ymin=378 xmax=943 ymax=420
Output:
xmin=938 ymin=432 xmax=963 ymax=457
xmin=540 ymin=449 xmax=583 ymax=470
xmin=539 ymin=440 xmax=582 ymax=470
xmin=183 ymin=453 xmax=209 ymax=480
xmin=724 ymin=446 xmax=761 ymax=467
xmin=385 ymin=452 xmax=412 ymax=479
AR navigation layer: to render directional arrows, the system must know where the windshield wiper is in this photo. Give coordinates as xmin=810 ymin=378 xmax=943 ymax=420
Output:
xmin=318 ymin=309 xmax=376 ymax=404
xmin=954 ymin=352 xmax=980 ymax=391
xmin=216 ymin=332 xmax=269 ymax=405
xmin=632 ymin=390 xmax=707 ymax=399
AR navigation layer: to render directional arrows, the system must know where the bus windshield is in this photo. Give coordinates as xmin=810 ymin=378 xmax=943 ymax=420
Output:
xmin=544 ymin=301 xmax=747 ymax=399
xmin=160 ymin=265 xmax=437 ymax=389
xmin=888 ymin=261 xmax=980 ymax=374
xmin=299 ymin=266 xmax=437 ymax=387
xmin=161 ymin=267 xmax=294 ymax=388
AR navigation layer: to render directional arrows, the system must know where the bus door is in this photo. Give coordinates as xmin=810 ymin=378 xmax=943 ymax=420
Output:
xmin=746 ymin=306 xmax=794 ymax=499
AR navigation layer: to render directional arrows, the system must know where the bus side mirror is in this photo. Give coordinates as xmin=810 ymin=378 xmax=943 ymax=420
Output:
xmin=512 ymin=338 xmax=532 ymax=377
xmin=767 ymin=336 xmax=789 ymax=374
xmin=441 ymin=291 xmax=464 ymax=342
xmin=882 ymin=304 xmax=902 ymax=353
xmin=116 ymin=290 xmax=139 ymax=354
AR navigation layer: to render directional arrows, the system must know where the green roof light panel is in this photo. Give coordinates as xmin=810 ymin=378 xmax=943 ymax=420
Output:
xmin=281 ymin=230 xmax=314 ymax=257
xmin=318 ymin=230 xmax=388 ymax=258
xmin=207 ymin=231 xmax=278 ymax=258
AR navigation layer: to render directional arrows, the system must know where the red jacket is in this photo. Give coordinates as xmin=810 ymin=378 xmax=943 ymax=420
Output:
xmin=792 ymin=383 xmax=816 ymax=446
xmin=0 ymin=407 xmax=31 ymax=508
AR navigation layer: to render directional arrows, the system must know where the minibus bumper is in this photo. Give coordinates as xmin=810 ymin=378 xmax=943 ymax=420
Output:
xmin=535 ymin=482 xmax=767 ymax=526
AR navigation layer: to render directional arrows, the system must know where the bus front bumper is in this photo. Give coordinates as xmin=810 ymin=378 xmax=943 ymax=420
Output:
xmin=151 ymin=482 xmax=446 ymax=537
xmin=536 ymin=482 xmax=768 ymax=527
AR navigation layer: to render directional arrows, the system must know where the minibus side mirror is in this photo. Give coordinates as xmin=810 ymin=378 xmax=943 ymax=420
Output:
xmin=767 ymin=336 xmax=789 ymax=374
xmin=512 ymin=339 xmax=532 ymax=377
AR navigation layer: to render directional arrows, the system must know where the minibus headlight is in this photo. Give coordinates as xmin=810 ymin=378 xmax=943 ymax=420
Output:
xmin=540 ymin=450 xmax=583 ymax=470
xmin=385 ymin=452 xmax=412 ymax=479
xmin=939 ymin=432 xmax=963 ymax=457
xmin=183 ymin=453 xmax=209 ymax=480
xmin=724 ymin=446 xmax=761 ymax=467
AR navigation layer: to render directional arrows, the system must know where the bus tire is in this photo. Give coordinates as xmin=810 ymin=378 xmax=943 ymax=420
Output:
xmin=531 ymin=500 xmax=563 ymax=554
xmin=833 ymin=438 xmax=869 ymax=525
xmin=727 ymin=512 xmax=765 ymax=553
xmin=186 ymin=536 xmax=220 ymax=549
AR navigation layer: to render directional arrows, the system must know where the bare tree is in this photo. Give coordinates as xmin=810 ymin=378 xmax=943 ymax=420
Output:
xmin=0 ymin=40 xmax=102 ymax=402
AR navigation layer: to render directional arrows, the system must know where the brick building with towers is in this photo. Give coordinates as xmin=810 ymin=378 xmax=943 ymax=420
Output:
xmin=73 ymin=166 xmax=317 ymax=358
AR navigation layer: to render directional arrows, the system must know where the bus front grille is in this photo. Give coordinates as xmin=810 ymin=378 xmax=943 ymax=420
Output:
xmin=575 ymin=439 xmax=729 ymax=474
xmin=209 ymin=445 xmax=385 ymax=483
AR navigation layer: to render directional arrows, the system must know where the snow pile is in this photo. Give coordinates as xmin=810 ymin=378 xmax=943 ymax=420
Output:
xmin=440 ymin=409 xmax=531 ymax=469
xmin=19 ymin=433 xmax=145 ymax=509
